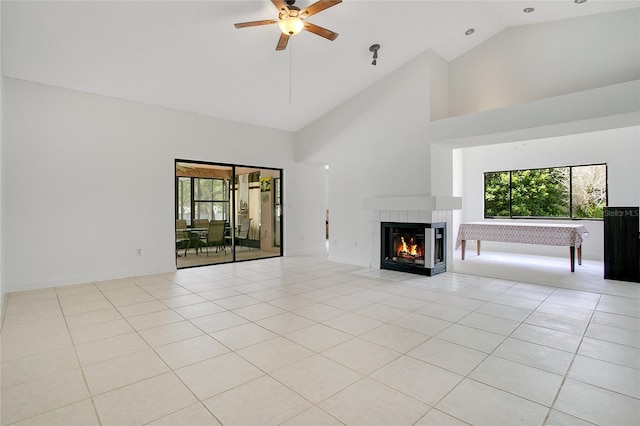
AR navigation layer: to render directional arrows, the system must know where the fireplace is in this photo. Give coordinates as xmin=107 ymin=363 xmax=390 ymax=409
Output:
xmin=380 ymin=222 xmax=446 ymax=276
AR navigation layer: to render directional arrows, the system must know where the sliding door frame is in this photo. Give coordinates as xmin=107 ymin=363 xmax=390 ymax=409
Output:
xmin=175 ymin=159 xmax=283 ymax=268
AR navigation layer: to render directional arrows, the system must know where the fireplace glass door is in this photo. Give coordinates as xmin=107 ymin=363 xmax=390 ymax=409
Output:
xmin=381 ymin=222 xmax=446 ymax=276
xmin=391 ymin=227 xmax=425 ymax=266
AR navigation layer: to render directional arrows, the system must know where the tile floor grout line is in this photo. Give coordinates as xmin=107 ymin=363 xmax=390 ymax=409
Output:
xmin=542 ymin=291 xmax=602 ymax=426
xmin=57 ymin=282 xmax=105 ymax=426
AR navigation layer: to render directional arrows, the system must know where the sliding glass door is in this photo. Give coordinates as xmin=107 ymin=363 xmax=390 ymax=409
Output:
xmin=175 ymin=160 xmax=283 ymax=269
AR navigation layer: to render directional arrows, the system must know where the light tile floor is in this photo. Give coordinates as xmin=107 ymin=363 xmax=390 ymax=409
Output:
xmin=1 ymin=253 xmax=639 ymax=425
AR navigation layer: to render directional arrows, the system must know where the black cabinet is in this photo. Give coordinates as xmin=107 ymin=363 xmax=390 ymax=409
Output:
xmin=604 ymin=207 xmax=640 ymax=282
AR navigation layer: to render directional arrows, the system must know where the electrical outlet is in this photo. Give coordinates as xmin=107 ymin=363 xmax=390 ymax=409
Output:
xmin=136 ymin=249 xmax=142 ymax=256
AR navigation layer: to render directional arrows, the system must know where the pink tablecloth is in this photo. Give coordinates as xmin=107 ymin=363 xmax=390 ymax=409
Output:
xmin=455 ymin=222 xmax=589 ymax=249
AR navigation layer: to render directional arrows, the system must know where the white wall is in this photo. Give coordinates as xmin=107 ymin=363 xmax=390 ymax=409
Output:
xmin=438 ymin=9 xmax=640 ymax=263
xmin=449 ymin=8 xmax=640 ymax=117
xmin=283 ymin=162 xmax=327 ymax=256
xmin=2 ymin=78 xmax=326 ymax=292
xmin=294 ymin=9 xmax=639 ymax=271
xmin=0 ymin=3 xmax=4 ymax=311
xmin=4 ymin=9 xmax=639 ymax=291
xmin=297 ymin=52 xmax=434 ymax=267
xmin=458 ymin=127 xmax=640 ymax=260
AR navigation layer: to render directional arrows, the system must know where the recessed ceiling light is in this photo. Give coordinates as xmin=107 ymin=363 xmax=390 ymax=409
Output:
xmin=523 ymin=7 xmax=535 ymax=13
xmin=465 ymin=28 xmax=475 ymax=36
xmin=574 ymin=0 xmax=587 ymax=3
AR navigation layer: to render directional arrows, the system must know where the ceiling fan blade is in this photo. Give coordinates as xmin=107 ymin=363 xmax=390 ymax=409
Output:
xmin=234 ymin=19 xmax=278 ymax=29
xmin=300 ymin=0 xmax=342 ymax=18
xmin=276 ymin=33 xmax=290 ymax=51
xmin=303 ymin=22 xmax=338 ymax=41
xmin=271 ymin=0 xmax=290 ymax=15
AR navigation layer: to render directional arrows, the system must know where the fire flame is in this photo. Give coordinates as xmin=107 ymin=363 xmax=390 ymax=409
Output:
xmin=397 ymin=236 xmax=422 ymax=258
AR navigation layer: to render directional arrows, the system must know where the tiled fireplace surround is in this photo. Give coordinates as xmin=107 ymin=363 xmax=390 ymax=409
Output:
xmin=363 ymin=196 xmax=462 ymax=273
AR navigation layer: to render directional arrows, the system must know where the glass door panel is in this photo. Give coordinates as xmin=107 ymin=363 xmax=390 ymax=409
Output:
xmin=176 ymin=162 xmax=233 ymax=267
xmin=233 ymin=167 xmax=282 ymax=261
xmin=177 ymin=177 xmax=192 ymax=225
xmin=177 ymin=161 xmax=282 ymax=268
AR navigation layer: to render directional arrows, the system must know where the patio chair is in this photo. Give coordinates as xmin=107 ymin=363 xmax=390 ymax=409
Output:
xmin=236 ymin=218 xmax=252 ymax=249
xmin=202 ymin=220 xmax=227 ymax=255
xmin=176 ymin=219 xmax=190 ymax=257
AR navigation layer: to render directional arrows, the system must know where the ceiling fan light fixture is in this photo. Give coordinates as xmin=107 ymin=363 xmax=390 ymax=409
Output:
xmin=278 ymin=16 xmax=304 ymax=35
xmin=234 ymin=0 xmax=341 ymax=51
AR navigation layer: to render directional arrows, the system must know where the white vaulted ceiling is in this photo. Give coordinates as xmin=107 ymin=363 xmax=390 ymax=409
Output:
xmin=2 ymin=1 xmax=638 ymax=132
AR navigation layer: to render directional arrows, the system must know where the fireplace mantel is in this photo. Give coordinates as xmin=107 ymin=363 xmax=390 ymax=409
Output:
xmin=362 ymin=195 xmax=462 ymax=212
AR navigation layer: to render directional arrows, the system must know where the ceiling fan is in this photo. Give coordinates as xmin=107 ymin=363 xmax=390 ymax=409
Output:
xmin=234 ymin=0 xmax=342 ymax=51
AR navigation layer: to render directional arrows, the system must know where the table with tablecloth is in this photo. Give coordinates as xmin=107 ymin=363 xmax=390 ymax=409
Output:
xmin=455 ymin=222 xmax=590 ymax=271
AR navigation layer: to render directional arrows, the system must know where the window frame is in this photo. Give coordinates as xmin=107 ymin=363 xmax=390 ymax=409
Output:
xmin=483 ymin=163 xmax=607 ymax=220
xmin=193 ymin=177 xmax=230 ymax=222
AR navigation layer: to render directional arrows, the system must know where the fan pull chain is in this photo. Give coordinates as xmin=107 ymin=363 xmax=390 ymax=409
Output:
xmin=289 ymin=42 xmax=293 ymax=106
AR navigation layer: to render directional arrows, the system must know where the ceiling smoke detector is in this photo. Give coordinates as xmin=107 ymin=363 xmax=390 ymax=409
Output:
xmin=369 ymin=44 xmax=380 ymax=66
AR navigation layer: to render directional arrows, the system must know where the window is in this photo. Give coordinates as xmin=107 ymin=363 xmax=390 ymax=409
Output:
xmin=484 ymin=164 xmax=607 ymax=219
xmin=176 ymin=177 xmax=192 ymax=225
xmin=177 ymin=177 xmax=230 ymax=224
xmin=194 ymin=178 xmax=229 ymax=222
